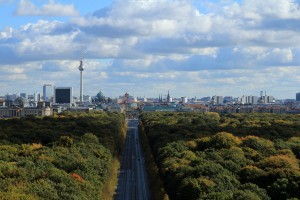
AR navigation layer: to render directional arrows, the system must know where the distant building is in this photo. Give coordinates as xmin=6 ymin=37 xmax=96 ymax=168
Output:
xmin=247 ymin=96 xmax=258 ymax=105
xmin=260 ymin=95 xmax=275 ymax=104
xmin=95 ymin=90 xmax=106 ymax=103
xmin=285 ymin=99 xmax=296 ymax=104
xmin=211 ymin=96 xmax=224 ymax=105
xmin=224 ymin=96 xmax=233 ymax=103
xmin=5 ymin=94 xmax=18 ymax=101
xmin=136 ymin=97 xmax=148 ymax=102
xmin=83 ymin=95 xmax=91 ymax=103
xmin=0 ymin=103 xmax=53 ymax=118
xmin=158 ymin=94 xmax=163 ymax=103
xmin=200 ymin=97 xmax=211 ymax=102
xmin=34 ymin=92 xmax=41 ymax=102
xmin=54 ymin=87 xmax=73 ymax=105
xmin=167 ymin=91 xmax=171 ymax=103
xmin=267 ymin=96 xmax=275 ymax=103
xmin=0 ymin=97 xmax=5 ymax=107
xmin=124 ymin=92 xmax=130 ymax=104
xmin=43 ymin=84 xmax=54 ymax=102
xmin=240 ymin=95 xmax=247 ymax=104
xmin=106 ymin=104 xmax=125 ymax=112
xmin=296 ymin=92 xmax=300 ymax=101
xmin=20 ymin=93 xmax=27 ymax=99
xmin=28 ymin=94 xmax=34 ymax=101
xmin=181 ymin=97 xmax=188 ymax=104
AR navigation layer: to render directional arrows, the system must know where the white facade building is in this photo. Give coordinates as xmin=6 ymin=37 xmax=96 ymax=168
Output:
xmin=43 ymin=84 xmax=54 ymax=102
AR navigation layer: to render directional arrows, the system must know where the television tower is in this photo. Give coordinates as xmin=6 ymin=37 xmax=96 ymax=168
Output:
xmin=78 ymin=56 xmax=84 ymax=103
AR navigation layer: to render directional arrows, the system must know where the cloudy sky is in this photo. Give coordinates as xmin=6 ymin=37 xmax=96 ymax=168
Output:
xmin=1 ymin=0 xmax=300 ymax=99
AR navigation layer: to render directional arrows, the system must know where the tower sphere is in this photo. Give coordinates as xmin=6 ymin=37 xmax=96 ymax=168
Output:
xmin=78 ymin=60 xmax=84 ymax=71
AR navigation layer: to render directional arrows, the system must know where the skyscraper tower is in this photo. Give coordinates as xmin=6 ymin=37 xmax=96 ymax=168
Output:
xmin=78 ymin=60 xmax=84 ymax=103
xmin=43 ymin=84 xmax=53 ymax=102
xmin=167 ymin=90 xmax=171 ymax=103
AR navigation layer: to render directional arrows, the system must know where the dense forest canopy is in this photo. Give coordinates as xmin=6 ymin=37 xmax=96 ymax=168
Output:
xmin=0 ymin=111 xmax=126 ymax=199
xmin=139 ymin=112 xmax=300 ymax=200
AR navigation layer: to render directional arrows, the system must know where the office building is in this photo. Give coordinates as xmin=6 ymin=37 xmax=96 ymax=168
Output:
xmin=20 ymin=93 xmax=27 ymax=99
xmin=34 ymin=92 xmax=41 ymax=102
xmin=200 ymin=97 xmax=211 ymax=102
xmin=5 ymin=94 xmax=18 ymax=101
xmin=181 ymin=97 xmax=188 ymax=104
xmin=247 ymin=96 xmax=258 ymax=105
xmin=211 ymin=96 xmax=224 ymax=105
xmin=43 ymin=84 xmax=54 ymax=102
xmin=267 ymin=96 xmax=275 ymax=103
xmin=224 ymin=96 xmax=233 ymax=103
xmin=54 ymin=87 xmax=73 ymax=104
xmin=296 ymin=92 xmax=300 ymax=101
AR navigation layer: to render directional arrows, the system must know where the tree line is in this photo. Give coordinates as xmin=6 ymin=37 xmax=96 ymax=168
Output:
xmin=139 ymin=112 xmax=300 ymax=200
xmin=0 ymin=111 xmax=126 ymax=199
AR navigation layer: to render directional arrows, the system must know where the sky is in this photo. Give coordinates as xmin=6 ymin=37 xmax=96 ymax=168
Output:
xmin=1 ymin=0 xmax=300 ymax=99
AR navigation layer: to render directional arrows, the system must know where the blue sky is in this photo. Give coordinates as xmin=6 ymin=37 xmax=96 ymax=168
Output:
xmin=1 ymin=0 xmax=300 ymax=99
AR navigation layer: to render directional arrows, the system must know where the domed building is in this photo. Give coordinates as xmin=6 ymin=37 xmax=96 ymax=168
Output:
xmin=95 ymin=90 xmax=106 ymax=103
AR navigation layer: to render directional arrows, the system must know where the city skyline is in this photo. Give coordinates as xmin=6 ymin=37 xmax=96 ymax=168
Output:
xmin=0 ymin=87 xmax=284 ymax=102
xmin=1 ymin=0 xmax=300 ymax=99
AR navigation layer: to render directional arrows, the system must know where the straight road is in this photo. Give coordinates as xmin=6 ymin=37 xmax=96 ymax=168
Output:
xmin=114 ymin=119 xmax=150 ymax=200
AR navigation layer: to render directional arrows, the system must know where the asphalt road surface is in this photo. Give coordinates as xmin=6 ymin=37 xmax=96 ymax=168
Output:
xmin=115 ymin=119 xmax=150 ymax=200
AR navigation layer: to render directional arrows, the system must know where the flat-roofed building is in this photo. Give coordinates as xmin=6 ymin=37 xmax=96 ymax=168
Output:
xmin=0 ymin=106 xmax=53 ymax=118
xmin=43 ymin=84 xmax=54 ymax=102
xmin=296 ymin=93 xmax=300 ymax=102
xmin=54 ymin=87 xmax=73 ymax=105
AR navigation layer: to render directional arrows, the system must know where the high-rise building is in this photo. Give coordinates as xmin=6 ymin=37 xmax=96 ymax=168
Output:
xmin=54 ymin=87 xmax=73 ymax=104
xmin=124 ymin=92 xmax=129 ymax=104
xmin=247 ymin=96 xmax=258 ymax=105
xmin=43 ymin=84 xmax=54 ymax=102
xmin=181 ymin=97 xmax=188 ymax=104
xmin=224 ymin=96 xmax=233 ymax=103
xmin=158 ymin=94 xmax=163 ymax=102
xmin=20 ymin=93 xmax=27 ymax=99
xmin=296 ymin=92 xmax=300 ymax=101
xmin=260 ymin=91 xmax=264 ymax=98
xmin=5 ymin=94 xmax=18 ymax=101
xmin=34 ymin=92 xmax=40 ymax=102
xmin=167 ymin=91 xmax=171 ymax=103
xmin=267 ymin=96 xmax=275 ymax=103
xmin=212 ymin=96 xmax=224 ymax=105
xmin=259 ymin=95 xmax=275 ymax=104
xmin=28 ymin=95 xmax=34 ymax=101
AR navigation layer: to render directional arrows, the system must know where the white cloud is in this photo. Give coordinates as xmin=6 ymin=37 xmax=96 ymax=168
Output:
xmin=99 ymin=72 xmax=108 ymax=79
xmin=4 ymin=74 xmax=28 ymax=81
xmin=0 ymin=27 xmax=13 ymax=39
xmin=3 ymin=66 xmax=25 ymax=73
xmin=2 ymin=0 xmax=300 ymax=98
xmin=242 ymin=0 xmax=300 ymax=19
xmin=15 ymin=0 xmax=79 ymax=16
